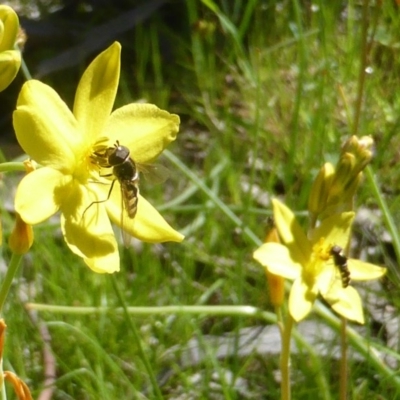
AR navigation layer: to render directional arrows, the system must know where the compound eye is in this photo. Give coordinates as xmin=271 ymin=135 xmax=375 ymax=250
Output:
xmin=109 ymin=146 xmax=130 ymax=164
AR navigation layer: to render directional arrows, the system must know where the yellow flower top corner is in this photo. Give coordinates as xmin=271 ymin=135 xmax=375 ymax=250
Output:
xmin=0 ymin=5 xmax=21 ymax=91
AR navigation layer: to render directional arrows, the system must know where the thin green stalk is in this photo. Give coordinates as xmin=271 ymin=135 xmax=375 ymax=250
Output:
xmin=26 ymin=303 xmax=277 ymax=321
xmin=27 ymin=302 xmax=400 ymax=390
xmin=0 ymin=253 xmax=23 ymax=314
xmin=110 ymin=275 xmax=163 ymax=400
xmin=291 ymin=326 xmax=332 ymax=400
xmin=0 ymin=358 xmax=5 ymax=400
xmin=164 ymin=150 xmax=262 ymax=246
xmin=0 ymin=162 xmax=27 ymax=173
xmin=280 ymin=315 xmax=294 ymax=400
xmin=352 ymin=0 xmax=369 ymax=136
xmin=339 ymin=317 xmax=348 ymax=400
xmin=315 ymin=303 xmax=400 ymax=390
xmin=19 ymin=51 xmax=33 ymax=81
xmin=365 ymin=166 xmax=400 ymax=280
xmin=286 ymin=0 xmax=307 ymax=193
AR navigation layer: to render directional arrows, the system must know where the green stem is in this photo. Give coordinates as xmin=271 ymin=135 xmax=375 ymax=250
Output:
xmin=339 ymin=317 xmax=348 ymax=400
xmin=365 ymin=166 xmax=400 ymax=279
xmin=352 ymin=0 xmax=369 ymax=136
xmin=18 ymin=49 xmax=33 ymax=81
xmin=292 ymin=326 xmax=331 ymax=400
xmin=0 ymin=254 xmax=23 ymax=400
xmin=0 ymin=358 xmax=5 ymax=400
xmin=26 ymin=303 xmax=276 ymax=321
xmin=0 ymin=253 xmax=23 ymax=314
xmin=164 ymin=150 xmax=262 ymax=246
xmin=315 ymin=303 xmax=400 ymax=389
xmin=27 ymin=302 xmax=400 ymax=390
xmin=110 ymin=275 xmax=164 ymax=400
xmin=280 ymin=315 xmax=294 ymax=400
xmin=0 ymin=162 xmax=27 ymax=173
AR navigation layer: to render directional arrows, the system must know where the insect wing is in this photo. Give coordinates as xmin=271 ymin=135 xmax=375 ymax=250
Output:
xmin=138 ymin=163 xmax=170 ymax=184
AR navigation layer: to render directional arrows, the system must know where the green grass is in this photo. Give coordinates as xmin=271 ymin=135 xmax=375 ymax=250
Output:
xmin=2 ymin=0 xmax=400 ymax=398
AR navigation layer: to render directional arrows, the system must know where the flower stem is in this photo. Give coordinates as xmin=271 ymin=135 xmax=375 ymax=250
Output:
xmin=26 ymin=303 xmax=277 ymax=321
xmin=110 ymin=275 xmax=164 ymax=400
xmin=339 ymin=317 xmax=348 ymax=400
xmin=18 ymin=49 xmax=33 ymax=81
xmin=365 ymin=166 xmax=400 ymax=282
xmin=0 ymin=162 xmax=27 ymax=173
xmin=352 ymin=0 xmax=369 ymax=136
xmin=315 ymin=303 xmax=400 ymax=390
xmin=280 ymin=315 xmax=294 ymax=400
xmin=0 ymin=359 xmax=6 ymax=400
xmin=0 ymin=253 xmax=23 ymax=314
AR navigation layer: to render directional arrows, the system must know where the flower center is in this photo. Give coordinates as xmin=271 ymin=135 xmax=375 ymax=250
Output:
xmin=303 ymin=238 xmax=330 ymax=286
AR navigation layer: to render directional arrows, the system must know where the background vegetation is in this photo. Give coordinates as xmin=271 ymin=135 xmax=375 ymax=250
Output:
xmin=1 ymin=0 xmax=400 ymax=398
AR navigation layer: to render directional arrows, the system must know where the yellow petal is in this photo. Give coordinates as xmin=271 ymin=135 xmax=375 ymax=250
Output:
xmin=316 ymin=262 xmax=336 ymax=294
xmin=73 ymin=42 xmax=120 ymax=144
xmin=105 ymin=104 xmax=180 ymax=164
xmin=84 ymin=250 xmax=120 ymax=274
xmin=311 ymin=211 xmax=354 ymax=249
xmin=105 ymin=184 xmax=183 ymax=243
xmin=253 ymin=242 xmax=301 ymax=280
xmin=289 ymin=278 xmax=316 ymax=321
xmin=15 ymin=167 xmax=64 ymax=224
xmin=60 ymin=184 xmax=120 ymax=273
xmin=0 ymin=5 xmax=19 ymax=51
xmin=0 ymin=49 xmax=20 ymax=91
xmin=13 ymin=80 xmax=82 ymax=170
xmin=348 ymin=259 xmax=386 ymax=281
xmin=325 ymin=285 xmax=365 ymax=324
xmin=272 ymin=198 xmax=311 ymax=264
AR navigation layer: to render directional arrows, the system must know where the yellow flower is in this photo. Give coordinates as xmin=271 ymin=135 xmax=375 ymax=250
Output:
xmin=253 ymin=199 xmax=386 ymax=323
xmin=14 ymin=42 xmax=183 ymax=273
xmin=0 ymin=5 xmax=21 ymax=91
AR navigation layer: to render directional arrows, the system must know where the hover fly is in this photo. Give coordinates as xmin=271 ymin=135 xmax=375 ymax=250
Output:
xmin=84 ymin=139 xmax=168 ymax=246
xmin=330 ymin=245 xmax=351 ymax=288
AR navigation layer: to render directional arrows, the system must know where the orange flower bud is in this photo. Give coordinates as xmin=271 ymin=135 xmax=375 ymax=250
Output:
xmin=8 ymin=213 xmax=33 ymax=255
xmin=4 ymin=371 xmax=33 ymax=400
xmin=0 ymin=319 xmax=6 ymax=361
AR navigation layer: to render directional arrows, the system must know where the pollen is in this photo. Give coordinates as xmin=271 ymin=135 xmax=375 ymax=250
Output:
xmin=312 ymin=237 xmax=330 ymax=261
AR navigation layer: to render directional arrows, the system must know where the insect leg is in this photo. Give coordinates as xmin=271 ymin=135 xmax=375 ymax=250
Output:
xmin=82 ymin=179 xmax=116 ymax=218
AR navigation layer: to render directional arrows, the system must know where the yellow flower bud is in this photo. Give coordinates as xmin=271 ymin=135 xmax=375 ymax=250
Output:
xmin=0 ymin=5 xmax=21 ymax=91
xmin=341 ymin=135 xmax=373 ymax=175
xmin=308 ymin=162 xmax=335 ymax=220
xmin=327 ymin=153 xmax=356 ymax=203
xmin=8 ymin=213 xmax=33 ymax=255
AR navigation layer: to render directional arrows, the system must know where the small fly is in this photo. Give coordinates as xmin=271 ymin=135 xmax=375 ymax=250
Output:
xmin=84 ymin=139 xmax=168 ymax=246
xmin=330 ymin=245 xmax=351 ymax=288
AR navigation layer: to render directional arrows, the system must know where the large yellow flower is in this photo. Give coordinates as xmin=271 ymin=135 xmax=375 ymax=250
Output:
xmin=14 ymin=42 xmax=183 ymax=273
xmin=253 ymin=199 xmax=386 ymax=323
xmin=0 ymin=5 xmax=21 ymax=91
